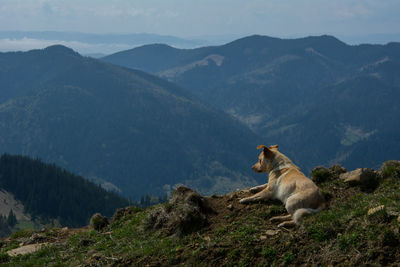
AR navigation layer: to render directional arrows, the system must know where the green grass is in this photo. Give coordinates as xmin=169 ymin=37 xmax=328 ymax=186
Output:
xmin=13 ymin=220 xmax=36 ymax=231
xmin=10 ymin=229 xmax=36 ymax=239
xmin=303 ymin=174 xmax=400 ymax=260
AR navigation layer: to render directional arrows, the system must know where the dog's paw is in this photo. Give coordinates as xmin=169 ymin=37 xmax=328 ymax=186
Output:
xmin=239 ymin=198 xmax=249 ymax=204
xmin=249 ymin=187 xmax=261 ymax=194
xmin=277 ymin=221 xmax=296 ymax=228
xmin=249 ymin=184 xmax=267 ymax=194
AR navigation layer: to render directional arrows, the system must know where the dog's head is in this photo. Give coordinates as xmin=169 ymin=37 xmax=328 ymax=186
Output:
xmin=252 ymin=144 xmax=279 ymax=173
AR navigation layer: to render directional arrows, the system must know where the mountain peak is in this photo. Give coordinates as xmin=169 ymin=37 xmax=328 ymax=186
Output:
xmin=43 ymin=45 xmax=80 ymax=56
xmin=304 ymin=34 xmax=347 ymax=45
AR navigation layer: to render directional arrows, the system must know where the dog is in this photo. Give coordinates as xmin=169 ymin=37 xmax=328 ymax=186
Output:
xmin=239 ymin=145 xmax=325 ymax=227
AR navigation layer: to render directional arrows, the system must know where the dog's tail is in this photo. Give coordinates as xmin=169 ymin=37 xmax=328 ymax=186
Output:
xmin=293 ymin=206 xmax=324 ymax=225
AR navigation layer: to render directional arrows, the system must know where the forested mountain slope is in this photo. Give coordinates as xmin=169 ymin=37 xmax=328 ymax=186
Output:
xmin=0 ymin=45 xmax=261 ymax=199
xmin=0 ymin=154 xmax=129 ymax=227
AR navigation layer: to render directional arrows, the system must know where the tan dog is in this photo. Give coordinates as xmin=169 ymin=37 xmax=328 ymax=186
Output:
xmin=239 ymin=145 xmax=325 ymax=227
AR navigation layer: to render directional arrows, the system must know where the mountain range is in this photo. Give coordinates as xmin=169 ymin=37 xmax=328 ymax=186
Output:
xmin=0 ymin=45 xmax=260 ymax=199
xmin=102 ymin=35 xmax=400 ymax=172
xmin=0 ymin=31 xmax=211 ymax=55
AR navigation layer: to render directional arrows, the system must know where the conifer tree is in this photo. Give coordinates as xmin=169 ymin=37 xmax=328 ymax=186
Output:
xmin=7 ymin=209 xmax=17 ymax=227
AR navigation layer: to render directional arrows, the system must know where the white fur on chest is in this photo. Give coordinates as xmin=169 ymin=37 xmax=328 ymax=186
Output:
xmin=271 ymin=170 xmax=294 ymax=204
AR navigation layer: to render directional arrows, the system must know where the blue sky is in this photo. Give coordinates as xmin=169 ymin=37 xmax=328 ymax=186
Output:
xmin=1 ymin=0 xmax=399 ymax=37
xmin=0 ymin=0 xmax=399 ymax=53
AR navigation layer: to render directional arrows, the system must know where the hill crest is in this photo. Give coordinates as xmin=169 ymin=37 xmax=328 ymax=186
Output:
xmin=1 ymin=160 xmax=400 ymax=266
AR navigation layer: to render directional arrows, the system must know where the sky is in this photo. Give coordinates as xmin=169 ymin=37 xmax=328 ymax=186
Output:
xmin=0 ymin=0 xmax=399 ymax=54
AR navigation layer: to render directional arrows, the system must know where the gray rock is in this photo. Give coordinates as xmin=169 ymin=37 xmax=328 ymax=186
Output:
xmin=339 ymin=168 xmax=379 ymax=188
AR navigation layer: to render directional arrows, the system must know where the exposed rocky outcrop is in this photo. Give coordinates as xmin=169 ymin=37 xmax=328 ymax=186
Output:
xmin=146 ymin=186 xmax=214 ymax=236
xmin=339 ymin=168 xmax=380 ymax=190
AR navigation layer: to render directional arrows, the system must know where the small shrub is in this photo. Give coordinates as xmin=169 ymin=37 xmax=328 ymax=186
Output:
xmin=311 ymin=166 xmax=332 ymax=184
xmin=330 ymin=164 xmax=347 ymax=176
xmin=10 ymin=229 xmax=35 ymax=239
xmin=381 ymin=160 xmax=400 ymax=179
xmin=90 ymin=213 xmax=109 ymax=231
xmin=0 ymin=252 xmax=10 ymax=263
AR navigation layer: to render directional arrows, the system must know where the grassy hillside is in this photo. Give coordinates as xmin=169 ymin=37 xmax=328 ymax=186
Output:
xmin=2 ymin=161 xmax=399 ymax=266
xmin=0 ymin=45 xmax=261 ymax=199
xmin=103 ymin=35 xmax=400 ymax=172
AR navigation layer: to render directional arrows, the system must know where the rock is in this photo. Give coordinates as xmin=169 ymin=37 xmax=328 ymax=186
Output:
xmin=367 ymin=205 xmax=389 ymax=223
xmin=367 ymin=205 xmax=385 ymax=216
xmin=227 ymin=204 xmax=233 ymax=210
xmin=260 ymin=235 xmax=267 ymax=240
xmin=7 ymin=243 xmax=47 ymax=257
xmin=24 ymin=233 xmax=47 ymax=245
xmin=90 ymin=213 xmax=109 ymax=231
xmin=339 ymin=168 xmax=379 ymax=188
xmin=265 ymin=229 xmax=280 ymax=236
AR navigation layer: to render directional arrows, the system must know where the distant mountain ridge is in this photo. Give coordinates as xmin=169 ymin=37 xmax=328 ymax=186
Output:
xmin=102 ymin=35 xmax=400 ymax=172
xmin=0 ymin=31 xmax=210 ymax=55
xmin=0 ymin=45 xmax=261 ymax=199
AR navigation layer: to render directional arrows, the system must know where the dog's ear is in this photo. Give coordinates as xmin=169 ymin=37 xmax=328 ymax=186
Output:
xmin=257 ymin=145 xmax=267 ymax=150
xmin=269 ymin=144 xmax=279 ymax=151
xmin=257 ymin=145 xmax=272 ymax=156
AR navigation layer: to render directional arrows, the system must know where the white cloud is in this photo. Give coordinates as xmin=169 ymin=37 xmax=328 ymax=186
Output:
xmin=0 ymin=37 xmax=133 ymax=54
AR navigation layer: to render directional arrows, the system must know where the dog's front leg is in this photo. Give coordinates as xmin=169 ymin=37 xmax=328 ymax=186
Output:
xmin=239 ymin=187 xmax=273 ymax=204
